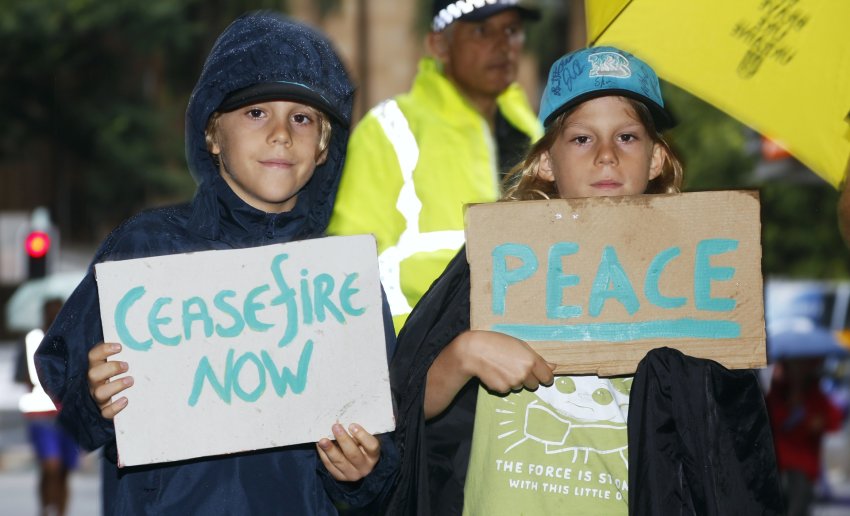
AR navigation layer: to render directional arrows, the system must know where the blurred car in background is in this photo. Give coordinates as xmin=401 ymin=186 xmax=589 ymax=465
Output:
xmin=766 ymin=280 xmax=850 ymax=334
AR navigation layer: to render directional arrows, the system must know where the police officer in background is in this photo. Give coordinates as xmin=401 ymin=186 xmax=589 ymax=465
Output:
xmin=328 ymin=0 xmax=543 ymax=330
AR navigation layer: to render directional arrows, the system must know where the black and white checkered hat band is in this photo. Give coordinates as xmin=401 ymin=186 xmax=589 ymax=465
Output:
xmin=431 ymin=0 xmax=521 ymax=32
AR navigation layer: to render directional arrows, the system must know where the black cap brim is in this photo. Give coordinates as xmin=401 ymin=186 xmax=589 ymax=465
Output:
xmin=218 ymin=82 xmax=342 ymax=123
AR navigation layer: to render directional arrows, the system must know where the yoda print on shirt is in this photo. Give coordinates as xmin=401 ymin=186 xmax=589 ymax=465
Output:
xmin=463 ymin=376 xmax=632 ymax=515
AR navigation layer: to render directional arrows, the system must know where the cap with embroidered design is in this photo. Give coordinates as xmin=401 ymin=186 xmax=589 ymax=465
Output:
xmin=538 ymin=46 xmax=674 ymax=130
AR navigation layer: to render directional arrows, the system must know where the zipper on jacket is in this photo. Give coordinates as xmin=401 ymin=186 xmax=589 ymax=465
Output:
xmin=265 ymin=216 xmax=276 ymax=240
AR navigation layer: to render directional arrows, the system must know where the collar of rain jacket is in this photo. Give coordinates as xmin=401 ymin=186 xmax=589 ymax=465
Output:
xmin=184 ymin=11 xmax=354 ymax=239
xmin=188 ymin=173 xmax=309 ymax=244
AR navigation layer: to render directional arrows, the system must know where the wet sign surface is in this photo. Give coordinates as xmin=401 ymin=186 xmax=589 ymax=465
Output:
xmin=96 ymin=235 xmax=394 ymax=466
xmin=466 ymin=191 xmax=765 ymax=376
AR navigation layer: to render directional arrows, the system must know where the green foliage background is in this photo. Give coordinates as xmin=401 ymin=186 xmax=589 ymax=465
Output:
xmin=1 ymin=0 xmax=846 ymax=278
xmin=1 ymin=0 xmax=283 ymax=238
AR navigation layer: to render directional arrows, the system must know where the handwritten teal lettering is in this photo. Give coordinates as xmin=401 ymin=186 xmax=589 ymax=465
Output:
xmin=300 ymin=269 xmax=314 ymax=325
xmin=314 ymin=274 xmax=344 ymax=323
xmin=589 ymin=246 xmax=639 ymax=316
xmin=213 ymin=290 xmax=244 ymax=338
xmin=546 ymin=242 xmax=581 ymax=319
xmin=188 ymin=341 xmax=313 ymax=406
xmin=340 ymin=273 xmax=365 ymax=317
xmin=644 ymin=247 xmax=686 ymax=309
xmin=188 ymin=348 xmax=234 ymax=406
xmin=115 ymin=286 xmax=152 ymax=351
xmin=694 ymin=239 xmax=738 ymax=312
xmin=270 ymin=253 xmax=299 ymax=347
xmin=232 ymin=352 xmax=265 ymax=402
xmin=489 ymin=238 xmax=742 ymax=323
xmin=149 ymin=297 xmax=180 ymax=346
xmin=183 ymin=297 xmax=213 ymax=340
xmin=114 ymin=252 xmax=369 ymax=351
xmin=244 ymin=284 xmax=273 ymax=332
xmin=493 ymin=243 xmax=538 ymax=315
xmin=494 ymin=319 xmax=741 ymax=342
xmin=261 ymin=340 xmax=313 ymax=396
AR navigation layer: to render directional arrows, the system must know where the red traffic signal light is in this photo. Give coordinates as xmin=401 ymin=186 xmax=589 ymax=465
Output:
xmin=25 ymin=231 xmax=51 ymax=259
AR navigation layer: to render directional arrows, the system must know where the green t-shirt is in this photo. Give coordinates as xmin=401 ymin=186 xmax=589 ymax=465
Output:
xmin=463 ymin=375 xmax=632 ymax=515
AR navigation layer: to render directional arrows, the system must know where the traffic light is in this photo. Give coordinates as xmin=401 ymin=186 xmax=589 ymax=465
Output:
xmin=22 ymin=207 xmax=56 ymax=280
xmin=25 ymin=230 xmax=51 ymax=279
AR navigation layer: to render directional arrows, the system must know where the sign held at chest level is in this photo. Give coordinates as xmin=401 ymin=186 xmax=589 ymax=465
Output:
xmin=465 ymin=191 xmax=765 ymax=376
xmin=95 ymin=235 xmax=394 ymax=467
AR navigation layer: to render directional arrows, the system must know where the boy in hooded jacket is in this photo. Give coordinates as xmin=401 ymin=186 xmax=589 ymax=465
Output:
xmin=34 ymin=12 xmax=398 ymax=515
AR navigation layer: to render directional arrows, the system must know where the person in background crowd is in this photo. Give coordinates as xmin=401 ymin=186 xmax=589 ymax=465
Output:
xmin=328 ymin=0 xmax=543 ymax=330
xmin=767 ymin=358 xmax=843 ymax=516
xmin=15 ymin=297 xmax=80 ymax=516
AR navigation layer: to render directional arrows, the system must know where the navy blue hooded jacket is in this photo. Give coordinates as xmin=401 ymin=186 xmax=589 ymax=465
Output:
xmin=35 ymin=12 xmax=397 ymax=515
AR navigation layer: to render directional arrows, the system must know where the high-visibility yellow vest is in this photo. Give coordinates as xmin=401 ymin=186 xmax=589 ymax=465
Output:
xmin=328 ymin=58 xmax=542 ymax=331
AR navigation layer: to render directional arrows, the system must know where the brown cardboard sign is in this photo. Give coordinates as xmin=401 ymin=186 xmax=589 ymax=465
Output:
xmin=465 ymin=191 xmax=765 ymax=376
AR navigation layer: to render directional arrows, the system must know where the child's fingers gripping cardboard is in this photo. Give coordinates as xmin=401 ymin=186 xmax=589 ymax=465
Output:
xmin=87 ymin=341 xmax=133 ymax=416
xmin=99 ymin=393 xmax=130 ymax=420
xmin=91 ymin=373 xmax=134 ymax=412
xmin=316 ymin=423 xmax=380 ymax=481
xmin=87 ymin=341 xmax=122 ymax=365
xmin=347 ymin=423 xmax=381 ymax=461
xmin=532 ymin=356 xmax=556 ymax=387
xmin=87 ymin=358 xmax=129 ymax=387
xmin=469 ymin=331 xmax=552 ymax=393
xmin=317 ymin=437 xmax=358 ymax=481
xmin=87 ymin=343 xmax=128 ymax=386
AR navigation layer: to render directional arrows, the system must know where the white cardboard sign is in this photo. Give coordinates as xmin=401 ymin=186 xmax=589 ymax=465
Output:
xmin=95 ymin=235 xmax=394 ymax=467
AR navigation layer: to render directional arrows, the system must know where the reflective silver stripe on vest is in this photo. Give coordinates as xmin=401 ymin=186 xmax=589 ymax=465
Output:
xmin=373 ymin=99 xmax=466 ymax=316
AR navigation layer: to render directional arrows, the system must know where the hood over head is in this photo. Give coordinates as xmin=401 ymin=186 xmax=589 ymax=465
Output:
xmin=185 ymin=11 xmax=354 ymax=232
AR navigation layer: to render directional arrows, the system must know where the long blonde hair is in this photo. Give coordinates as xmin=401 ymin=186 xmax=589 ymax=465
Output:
xmin=503 ymin=97 xmax=683 ymax=201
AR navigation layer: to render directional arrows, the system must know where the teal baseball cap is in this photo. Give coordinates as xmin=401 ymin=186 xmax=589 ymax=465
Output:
xmin=538 ymin=46 xmax=674 ymax=130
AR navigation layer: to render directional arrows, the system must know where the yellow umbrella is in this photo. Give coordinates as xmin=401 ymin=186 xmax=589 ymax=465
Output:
xmin=586 ymin=0 xmax=850 ymax=188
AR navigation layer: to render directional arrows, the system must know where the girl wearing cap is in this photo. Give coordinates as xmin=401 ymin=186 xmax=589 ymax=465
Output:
xmin=388 ymin=46 xmax=682 ymax=514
